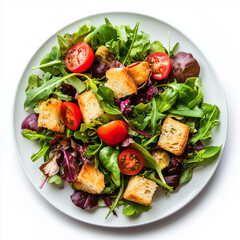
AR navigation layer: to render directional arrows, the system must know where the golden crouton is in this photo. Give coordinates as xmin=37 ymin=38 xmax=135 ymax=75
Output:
xmin=123 ymin=176 xmax=157 ymax=206
xmin=77 ymin=91 xmax=104 ymax=123
xmin=73 ymin=164 xmax=105 ymax=194
xmin=38 ymin=98 xmax=65 ymax=133
xmin=127 ymin=62 xmax=150 ymax=85
xmin=158 ymin=116 xmax=190 ymax=156
xmin=151 ymin=150 xmax=170 ymax=170
xmin=105 ymin=68 xmax=138 ymax=99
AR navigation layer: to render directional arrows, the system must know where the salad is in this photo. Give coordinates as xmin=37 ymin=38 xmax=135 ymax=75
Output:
xmin=21 ymin=18 xmax=221 ymax=218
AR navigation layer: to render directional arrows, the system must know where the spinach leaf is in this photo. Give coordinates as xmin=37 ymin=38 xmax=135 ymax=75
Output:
xmin=83 ymin=141 xmax=103 ymax=159
xmin=150 ymin=40 xmax=166 ymax=53
xmin=99 ymin=146 xmax=121 ymax=186
xmin=129 ymin=142 xmax=173 ymax=192
xmin=180 ymin=163 xmax=197 ymax=185
xmin=91 ymin=23 xmax=118 ymax=50
xmin=189 ymin=104 xmax=220 ymax=144
xmin=97 ymin=85 xmax=121 ymax=115
xmin=123 ymin=200 xmax=151 ymax=216
xmin=158 ymin=87 xmax=178 ymax=113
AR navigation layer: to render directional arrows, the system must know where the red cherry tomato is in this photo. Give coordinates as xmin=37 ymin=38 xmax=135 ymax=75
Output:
xmin=65 ymin=42 xmax=94 ymax=73
xmin=146 ymin=52 xmax=171 ymax=80
xmin=97 ymin=120 xmax=128 ymax=146
xmin=61 ymin=102 xmax=82 ymax=131
xmin=118 ymin=149 xmax=145 ymax=175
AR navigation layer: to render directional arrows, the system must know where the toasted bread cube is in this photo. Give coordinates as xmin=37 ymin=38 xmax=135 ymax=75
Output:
xmin=73 ymin=164 xmax=105 ymax=194
xmin=123 ymin=176 xmax=157 ymax=206
xmin=127 ymin=62 xmax=150 ymax=85
xmin=158 ymin=116 xmax=190 ymax=156
xmin=38 ymin=98 xmax=65 ymax=133
xmin=77 ymin=91 xmax=104 ymax=123
xmin=151 ymin=150 xmax=170 ymax=170
xmin=105 ymin=68 xmax=137 ymax=99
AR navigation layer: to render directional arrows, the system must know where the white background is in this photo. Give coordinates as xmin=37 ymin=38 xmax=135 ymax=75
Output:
xmin=1 ymin=0 xmax=240 ymax=239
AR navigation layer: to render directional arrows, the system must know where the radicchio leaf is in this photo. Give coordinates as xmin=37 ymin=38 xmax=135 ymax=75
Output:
xmin=61 ymin=148 xmax=79 ymax=183
xmin=121 ymin=137 xmax=135 ymax=147
xmin=92 ymin=62 xmax=110 ymax=78
xmin=70 ymin=190 xmax=99 ymax=209
xmin=49 ymin=135 xmax=70 ymax=150
xmin=21 ymin=113 xmax=38 ymax=132
xmin=120 ymin=99 xmax=132 ymax=116
xmin=39 ymin=149 xmax=62 ymax=176
xmin=59 ymin=83 xmax=79 ymax=99
xmin=164 ymin=175 xmax=180 ymax=190
xmin=71 ymin=139 xmax=95 ymax=165
xmin=188 ymin=140 xmax=205 ymax=153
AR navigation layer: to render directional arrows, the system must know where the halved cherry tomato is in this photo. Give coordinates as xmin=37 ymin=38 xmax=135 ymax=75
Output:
xmin=65 ymin=42 xmax=94 ymax=73
xmin=146 ymin=52 xmax=171 ymax=80
xmin=61 ymin=102 xmax=82 ymax=131
xmin=118 ymin=149 xmax=145 ymax=175
xmin=97 ymin=120 xmax=128 ymax=146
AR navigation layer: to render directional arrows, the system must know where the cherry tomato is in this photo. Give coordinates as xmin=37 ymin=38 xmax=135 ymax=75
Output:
xmin=146 ymin=52 xmax=171 ymax=80
xmin=65 ymin=42 xmax=94 ymax=73
xmin=118 ymin=149 xmax=145 ymax=175
xmin=61 ymin=102 xmax=82 ymax=131
xmin=97 ymin=120 xmax=128 ymax=146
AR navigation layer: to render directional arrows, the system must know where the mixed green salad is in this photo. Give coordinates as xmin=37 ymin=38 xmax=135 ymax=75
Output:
xmin=21 ymin=18 xmax=221 ymax=218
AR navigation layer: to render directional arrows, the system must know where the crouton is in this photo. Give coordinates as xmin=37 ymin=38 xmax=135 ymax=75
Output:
xmin=38 ymin=98 xmax=65 ymax=133
xmin=123 ymin=176 xmax=157 ymax=206
xmin=127 ymin=62 xmax=150 ymax=85
xmin=77 ymin=91 xmax=104 ymax=123
xmin=73 ymin=164 xmax=105 ymax=194
xmin=105 ymin=68 xmax=138 ymax=99
xmin=158 ymin=116 xmax=190 ymax=156
xmin=151 ymin=150 xmax=170 ymax=170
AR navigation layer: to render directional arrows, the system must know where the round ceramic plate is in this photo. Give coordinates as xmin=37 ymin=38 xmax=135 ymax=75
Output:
xmin=13 ymin=12 xmax=228 ymax=228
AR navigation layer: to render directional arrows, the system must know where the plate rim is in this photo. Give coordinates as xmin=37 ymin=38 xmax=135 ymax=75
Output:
xmin=12 ymin=10 xmax=228 ymax=228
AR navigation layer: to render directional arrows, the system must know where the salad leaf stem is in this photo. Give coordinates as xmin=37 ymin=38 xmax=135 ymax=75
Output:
xmin=122 ymin=21 xmax=139 ymax=65
xmin=39 ymin=175 xmax=48 ymax=189
xmin=62 ymin=149 xmax=73 ymax=181
xmin=106 ymin=178 xmax=124 ymax=219
xmin=32 ymin=60 xmax=63 ymax=70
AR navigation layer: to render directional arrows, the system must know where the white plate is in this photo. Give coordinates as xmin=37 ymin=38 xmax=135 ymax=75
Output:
xmin=13 ymin=12 xmax=228 ymax=228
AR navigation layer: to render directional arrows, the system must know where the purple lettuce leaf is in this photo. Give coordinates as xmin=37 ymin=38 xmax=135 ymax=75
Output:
xmin=61 ymin=148 xmax=79 ymax=183
xmin=188 ymin=140 xmax=205 ymax=153
xmin=92 ymin=62 xmax=110 ymax=78
xmin=71 ymin=139 xmax=95 ymax=165
xmin=21 ymin=113 xmax=38 ymax=132
xmin=70 ymin=190 xmax=99 ymax=210
xmin=59 ymin=83 xmax=79 ymax=99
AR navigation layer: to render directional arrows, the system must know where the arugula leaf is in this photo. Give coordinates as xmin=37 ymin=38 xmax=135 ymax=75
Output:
xmin=123 ymin=200 xmax=151 ymax=216
xmin=158 ymin=87 xmax=178 ymax=112
xmin=24 ymin=73 xmax=89 ymax=112
xmin=184 ymin=146 xmax=222 ymax=164
xmin=180 ymin=163 xmax=197 ymax=185
xmin=52 ymin=88 xmax=73 ymax=102
xmin=168 ymin=103 xmax=204 ymax=118
xmin=25 ymin=74 xmax=43 ymax=94
xmin=41 ymin=174 xmax=62 ymax=185
xmin=189 ymin=104 xmax=220 ymax=144
xmin=22 ymin=129 xmax=53 ymax=162
xmin=38 ymin=46 xmax=62 ymax=75
xmin=83 ymin=142 xmax=102 ymax=159
xmin=185 ymin=77 xmax=204 ymax=108
xmin=129 ymin=142 xmax=173 ymax=192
